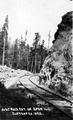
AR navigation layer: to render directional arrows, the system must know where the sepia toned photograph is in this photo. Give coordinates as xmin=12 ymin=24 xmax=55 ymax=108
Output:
xmin=0 ymin=0 xmax=73 ymax=120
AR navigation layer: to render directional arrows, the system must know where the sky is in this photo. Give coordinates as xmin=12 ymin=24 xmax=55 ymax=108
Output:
xmin=0 ymin=0 xmax=73 ymax=47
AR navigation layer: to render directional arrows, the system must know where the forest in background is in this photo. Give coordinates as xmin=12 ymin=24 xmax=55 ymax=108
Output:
xmin=0 ymin=15 xmax=49 ymax=73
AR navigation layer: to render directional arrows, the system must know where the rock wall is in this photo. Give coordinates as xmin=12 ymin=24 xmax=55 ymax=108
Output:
xmin=41 ymin=11 xmax=73 ymax=96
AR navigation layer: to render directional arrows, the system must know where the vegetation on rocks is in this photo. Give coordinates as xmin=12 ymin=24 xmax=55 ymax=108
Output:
xmin=41 ymin=11 xmax=73 ymax=97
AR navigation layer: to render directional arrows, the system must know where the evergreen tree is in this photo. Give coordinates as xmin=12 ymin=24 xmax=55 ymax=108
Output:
xmin=0 ymin=15 xmax=9 ymax=65
xmin=12 ymin=39 xmax=19 ymax=69
xmin=32 ymin=32 xmax=40 ymax=73
xmin=0 ymin=30 xmax=4 ymax=64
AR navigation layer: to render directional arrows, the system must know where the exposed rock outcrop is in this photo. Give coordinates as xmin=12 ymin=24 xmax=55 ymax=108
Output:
xmin=41 ymin=11 xmax=73 ymax=97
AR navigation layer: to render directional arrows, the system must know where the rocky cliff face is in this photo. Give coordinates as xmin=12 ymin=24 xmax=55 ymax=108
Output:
xmin=41 ymin=11 xmax=73 ymax=96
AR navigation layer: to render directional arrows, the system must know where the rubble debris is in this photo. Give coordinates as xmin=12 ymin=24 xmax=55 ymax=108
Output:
xmin=0 ymin=65 xmax=32 ymax=88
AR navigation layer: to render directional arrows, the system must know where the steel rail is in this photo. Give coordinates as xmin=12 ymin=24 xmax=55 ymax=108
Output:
xmin=18 ymin=80 xmax=73 ymax=119
xmin=29 ymin=75 xmax=73 ymax=104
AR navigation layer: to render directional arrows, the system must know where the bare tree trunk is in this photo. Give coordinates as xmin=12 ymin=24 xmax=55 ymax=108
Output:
xmin=35 ymin=53 xmax=37 ymax=73
xmin=2 ymin=36 xmax=6 ymax=66
xmin=31 ymin=59 xmax=33 ymax=72
xmin=48 ymin=32 xmax=50 ymax=49
xmin=27 ymin=54 xmax=29 ymax=71
xmin=38 ymin=56 xmax=41 ymax=72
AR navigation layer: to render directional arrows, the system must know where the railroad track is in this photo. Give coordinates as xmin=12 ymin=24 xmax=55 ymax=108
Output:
xmin=18 ymin=75 xmax=73 ymax=119
xmin=19 ymin=74 xmax=73 ymax=104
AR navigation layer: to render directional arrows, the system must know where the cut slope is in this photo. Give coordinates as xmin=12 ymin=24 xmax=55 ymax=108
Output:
xmin=41 ymin=11 xmax=73 ymax=97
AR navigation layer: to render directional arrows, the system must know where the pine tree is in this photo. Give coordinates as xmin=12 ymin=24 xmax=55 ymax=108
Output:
xmin=0 ymin=15 xmax=9 ymax=65
xmin=32 ymin=32 xmax=40 ymax=73
xmin=0 ymin=30 xmax=4 ymax=64
xmin=12 ymin=39 xmax=19 ymax=69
